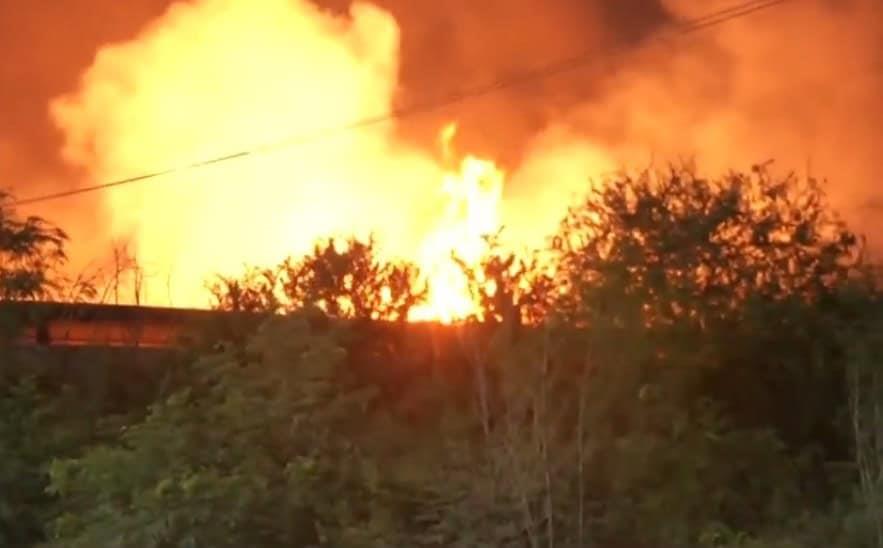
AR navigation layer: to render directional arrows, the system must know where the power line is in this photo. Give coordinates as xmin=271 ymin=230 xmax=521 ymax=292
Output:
xmin=680 ymin=0 xmax=789 ymax=31
xmin=11 ymin=0 xmax=793 ymax=208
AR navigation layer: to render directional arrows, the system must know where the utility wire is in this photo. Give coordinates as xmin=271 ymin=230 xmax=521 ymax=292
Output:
xmin=681 ymin=0 xmax=789 ymax=31
xmin=680 ymin=0 xmax=785 ymax=23
xmin=11 ymin=0 xmax=792 ymax=207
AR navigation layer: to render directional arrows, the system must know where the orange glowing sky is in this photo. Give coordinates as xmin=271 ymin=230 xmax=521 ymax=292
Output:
xmin=2 ymin=0 xmax=881 ymax=315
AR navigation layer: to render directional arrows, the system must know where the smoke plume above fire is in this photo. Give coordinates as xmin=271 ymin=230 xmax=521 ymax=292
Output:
xmin=37 ymin=0 xmax=883 ymax=311
xmin=51 ymin=0 xmax=453 ymax=307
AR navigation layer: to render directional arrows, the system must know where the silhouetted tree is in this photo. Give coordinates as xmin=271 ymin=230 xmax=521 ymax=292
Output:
xmin=211 ymin=236 xmax=427 ymax=321
xmin=0 ymin=191 xmax=68 ymax=301
xmin=554 ymin=164 xmax=862 ymax=327
xmin=209 ymin=265 xmax=283 ymax=313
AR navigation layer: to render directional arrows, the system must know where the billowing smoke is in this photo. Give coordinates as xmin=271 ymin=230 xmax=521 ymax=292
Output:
xmin=549 ymin=0 xmax=883 ymax=237
xmin=2 ymin=0 xmax=880 ymax=306
xmin=503 ymin=0 xmax=883 ymax=251
xmin=44 ymin=0 xmax=667 ymax=306
xmin=50 ymin=0 xmax=449 ymax=306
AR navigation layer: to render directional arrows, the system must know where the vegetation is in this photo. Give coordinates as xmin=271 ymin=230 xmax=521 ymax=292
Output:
xmin=0 ymin=191 xmax=69 ymax=302
xmin=208 ymin=236 xmax=426 ymax=320
xmin=1 ymin=164 xmax=882 ymax=547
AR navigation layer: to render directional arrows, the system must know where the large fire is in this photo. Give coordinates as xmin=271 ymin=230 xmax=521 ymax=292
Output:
xmin=409 ymin=123 xmax=505 ymax=322
xmin=49 ymin=0 xmax=536 ymax=320
xmin=42 ymin=0 xmax=883 ymax=319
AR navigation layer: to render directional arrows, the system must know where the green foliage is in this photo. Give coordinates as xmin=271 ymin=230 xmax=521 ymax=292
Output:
xmin=839 ymin=284 xmax=883 ymax=547
xmin=0 ymin=378 xmax=54 ymax=545
xmin=0 ymin=193 xmax=99 ymax=545
xmin=44 ymin=315 xmax=399 ymax=547
xmin=0 ymin=377 xmax=91 ymax=547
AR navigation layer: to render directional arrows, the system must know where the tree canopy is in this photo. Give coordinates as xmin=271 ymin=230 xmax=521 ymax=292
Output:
xmin=209 ymin=236 xmax=426 ymax=320
xmin=2 ymin=164 xmax=883 ymax=547
xmin=0 ymin=191 xmax=68 ymax=301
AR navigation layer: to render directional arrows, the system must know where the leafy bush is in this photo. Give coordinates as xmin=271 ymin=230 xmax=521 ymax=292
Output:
xmin=210 ymin=236 xmax=426 ymax=320
xmin=44 ymin=315 xmax=401 ymax=547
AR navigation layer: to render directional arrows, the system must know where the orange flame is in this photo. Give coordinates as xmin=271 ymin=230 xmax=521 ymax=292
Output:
xmin=410 ymin=123 xmax=505 ymax=322
xmin=47 ymin=0 xmax=607 ymax=318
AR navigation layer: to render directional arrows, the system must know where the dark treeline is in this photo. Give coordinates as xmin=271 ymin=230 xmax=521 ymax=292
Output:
xmin=2 ymin=165 xmax=882 ymax=547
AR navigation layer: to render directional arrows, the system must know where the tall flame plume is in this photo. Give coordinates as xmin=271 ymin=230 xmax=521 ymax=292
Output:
xmin=410 ymin=123 xmax=505 ymax=322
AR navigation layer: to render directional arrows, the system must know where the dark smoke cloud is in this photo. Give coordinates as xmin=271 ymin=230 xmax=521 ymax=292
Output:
xmin=372 ymin=0 xmax=673 ymax=163
xmin=0 ymin=0 xmax=670 ymax=194
xmin=568 ymin=0 xmax=883 ymax=241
